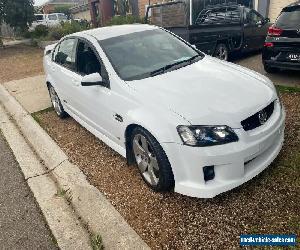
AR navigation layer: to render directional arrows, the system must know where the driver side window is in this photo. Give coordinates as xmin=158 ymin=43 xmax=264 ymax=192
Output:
xmin=76 ymin=41 xmax=101 ymax=76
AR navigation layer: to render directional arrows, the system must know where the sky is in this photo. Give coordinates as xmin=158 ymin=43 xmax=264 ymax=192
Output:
xmin=34 ymin=0 xmax=48 ymax=6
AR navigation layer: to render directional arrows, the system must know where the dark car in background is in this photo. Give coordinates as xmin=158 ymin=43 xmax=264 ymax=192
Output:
xmin=146 ymin=1 xmax=271 ymax=61
xmin=262 ymin=1 xmax=300 ymax=73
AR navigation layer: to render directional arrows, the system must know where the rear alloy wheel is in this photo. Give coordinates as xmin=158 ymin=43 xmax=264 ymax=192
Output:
xmin=48 ymin=85 xmax=68 ymax=118
xmin=131 ymin=127 xmax=174 ymax=192
xmin=214 ymin=43 xmax=229 ymax=61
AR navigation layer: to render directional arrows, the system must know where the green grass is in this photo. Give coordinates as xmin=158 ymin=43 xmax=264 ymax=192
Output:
xmin=276 ymin=85 xmax=300 ymax=93
xmin=91 ymin=234 xmax=104 ymax=250
xmin=31 ymin=107 xmax=54 ymax=125
xmin=55 ymin=188 xmax=68 ymax=197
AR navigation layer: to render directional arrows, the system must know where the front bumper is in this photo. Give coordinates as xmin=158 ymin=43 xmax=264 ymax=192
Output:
xmin=162 ymin=101 xmax=286 ymax=198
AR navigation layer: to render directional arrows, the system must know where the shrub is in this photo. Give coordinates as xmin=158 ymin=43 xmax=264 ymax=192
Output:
xmin=107 ymin=15 xmax=145 ymax=26
xmin=32 ymin=24 xmax=49 ymax=38
xmin=45 ymin=20 xmax=90 ymax=41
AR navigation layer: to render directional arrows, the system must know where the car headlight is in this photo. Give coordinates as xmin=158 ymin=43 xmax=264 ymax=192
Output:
xmin=177 ymin=125 xmax=239 ymax=147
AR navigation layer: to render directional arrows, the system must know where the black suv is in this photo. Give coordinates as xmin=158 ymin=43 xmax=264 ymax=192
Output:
xmin=262 ymin=1 xmax=300 ymax=73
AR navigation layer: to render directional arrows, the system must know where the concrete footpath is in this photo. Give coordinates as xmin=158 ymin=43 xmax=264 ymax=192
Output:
xmin=0 ymin=132 xmax=57 ymax=249
xmin=0 ymin=76 xmax=150 ymax=249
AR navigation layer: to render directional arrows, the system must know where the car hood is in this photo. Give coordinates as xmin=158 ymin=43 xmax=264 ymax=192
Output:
xmin=128 ymin=56 xmax=276 ymax=128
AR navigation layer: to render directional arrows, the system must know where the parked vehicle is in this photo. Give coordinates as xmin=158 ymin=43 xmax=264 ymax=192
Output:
xmin=146 ymin=1 xmax=271 ymax=60
xmin=29 ymin=13 xmax=68 ymax=31
xmin=262 ymin=1 xmax=300 ymax=73
xmin=44 ymin=24 xmax=285 ymax=198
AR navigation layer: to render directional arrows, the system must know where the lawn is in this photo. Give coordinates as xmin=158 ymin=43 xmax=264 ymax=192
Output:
xmin=0 ymin=45 xmax=44 ymax=83
xmin=34 ymin=91 xmax=300 ymax=249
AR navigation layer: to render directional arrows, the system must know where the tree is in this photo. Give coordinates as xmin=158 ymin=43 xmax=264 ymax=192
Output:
xmin=53 ymin=5 xmax=71 ymax=18
xmin=0 ymin=0 xmax=34 ymax=46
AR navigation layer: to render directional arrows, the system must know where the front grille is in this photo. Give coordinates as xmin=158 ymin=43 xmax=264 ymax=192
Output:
xmin=241 ymin=102 xmax=275 ymax=131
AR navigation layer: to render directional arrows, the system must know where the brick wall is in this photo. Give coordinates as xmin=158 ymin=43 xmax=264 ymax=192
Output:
xmin=268 ymin=0 xmax=295 ymax=22
xmin=138 ymin=0 xmax=152 ymax=17
xmin=43 ymin=4 xmax=56 ymax=14
xmin=151 ymin=3 xmax=187 ymax=26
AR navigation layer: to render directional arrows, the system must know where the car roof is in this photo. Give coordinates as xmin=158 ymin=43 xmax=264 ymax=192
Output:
xmin=78 ymin=24 xmax=158 ymax=41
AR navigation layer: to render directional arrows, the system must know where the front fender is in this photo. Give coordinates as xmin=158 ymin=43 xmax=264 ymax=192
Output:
xmin=125 ymin=106 xmax=188 ymax=145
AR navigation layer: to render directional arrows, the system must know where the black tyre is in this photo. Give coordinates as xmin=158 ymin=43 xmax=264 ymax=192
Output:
xmin=48 ymin=84 xmax=68 ymax=118
xmin=214 ymin=43 xmax=229 ymax=61
xmin=131 ymin=127 xmax=174 ymax=192
xmin=264 ymin=64 xmax=279 ymax=74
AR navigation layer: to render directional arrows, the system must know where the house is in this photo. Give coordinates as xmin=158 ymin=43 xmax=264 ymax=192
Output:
xmin=70 ymin=1 xmax=91 ymax=21
xmin=42 ymin=0 xmax=85 ymax=14
xmin=255 ymin=0 xmax=298 ymax=21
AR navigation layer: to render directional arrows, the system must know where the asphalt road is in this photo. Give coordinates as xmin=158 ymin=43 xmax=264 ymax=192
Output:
xmin=233 ymin=52 xmax=300 ymax=87
xmin=0 ymin=131 xmax=57 ymax=249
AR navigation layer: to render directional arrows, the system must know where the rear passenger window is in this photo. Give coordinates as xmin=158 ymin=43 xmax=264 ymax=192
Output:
xmin=54 ymin=38 xmax=77 ymax=70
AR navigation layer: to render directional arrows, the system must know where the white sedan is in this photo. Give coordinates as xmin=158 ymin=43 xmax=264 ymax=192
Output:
xmin=43 ymin=24 xmax=285 ymax=198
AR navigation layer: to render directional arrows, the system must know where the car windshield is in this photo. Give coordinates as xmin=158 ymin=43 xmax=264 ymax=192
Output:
xmin=276 ymin=8 xmax=300 ymax=29
xmin=99 ymin=29 xmax=203 ymax=81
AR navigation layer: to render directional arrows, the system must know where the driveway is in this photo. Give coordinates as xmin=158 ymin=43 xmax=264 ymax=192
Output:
xmin=233 ymin=52 xmax=300 ymax=87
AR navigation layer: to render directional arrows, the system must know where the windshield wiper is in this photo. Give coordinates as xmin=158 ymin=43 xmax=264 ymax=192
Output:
xmin=150 ymin=54 xmax=202 ymax=77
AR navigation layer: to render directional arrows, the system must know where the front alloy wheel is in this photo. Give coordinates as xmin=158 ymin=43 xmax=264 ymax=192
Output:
xmin=133 ymin=134 xmax=160 ymax=186
xmin=131 ymin=127 xmax=174 ymax=192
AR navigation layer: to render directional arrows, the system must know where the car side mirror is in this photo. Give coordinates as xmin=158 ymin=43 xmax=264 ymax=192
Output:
xmin=81 ymin=73 xmax=105 ymax=87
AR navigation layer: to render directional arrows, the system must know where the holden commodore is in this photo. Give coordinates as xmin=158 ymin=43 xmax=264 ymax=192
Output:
xmin=43 ymin=24 xmax=285 ymax=198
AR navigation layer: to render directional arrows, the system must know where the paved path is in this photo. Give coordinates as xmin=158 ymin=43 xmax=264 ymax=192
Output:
xmin=3 ymin=75 xmax=51 ymax=113
xmin=0 ymin=132 xmax=57 ymax=249
xmin=2 ymin=39 xmax=31 ymax=47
